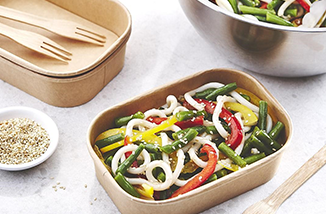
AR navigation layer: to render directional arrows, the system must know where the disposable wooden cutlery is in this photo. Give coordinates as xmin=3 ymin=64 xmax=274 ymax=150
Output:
xmin=243 ymin=144 xmax=326 ymax=214
xmin=0 ymin=5 xmax=106 ymax=46
xmin=0 ymin=22 xmax=72 ymax=62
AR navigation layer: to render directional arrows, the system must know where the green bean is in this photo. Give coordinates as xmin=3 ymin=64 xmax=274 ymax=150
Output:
xmin=95 ymin=133 xmax=124 ymax=149
xmin=172 ymin=126 xmax=206 ymax=140
xmin=215 ymin=169 xmax=228 ymax=178
xmin=205 ymin=126 xmax=219 ymax=135
xmin=240 ymin=126 xmax=260 ymax=156
xmin=267 ymin=0 xmax=282 ymax=10
xmin=228 ymin=0 xmax=239 ymax=13
xmin=161 ymin=129 xmax=198 ymax=154
xmin=247 ymin=135 xmax=273 ymax=155
xmin=196 ymin=110 xmax=208 ymax=119
xmin=243 ymin=152 xmax=266 ymax=164
xmin=116 ymin=144 xmax=145 ymax=175
xmin=284 ymin=8 xmax=297 ymax=17
xmin=145 ymin=143 xmax=160 ymax=153
xmin=104 ymin=155 xmax=113 ymax=166
xmin=240 ymin=93 xmax=251 ymax=102
xmin=266 ymin=12 xmax=294 ymax=26
xmin=115 ymin=172 xmax=140 ymax=198
xmin=195 ymin=88 xmax=215 ymax=99
xmin=256 ymin=130 xmax=282 ymax=151
xmin=239 ymin=5 xmax=275 ymax=16
xmin=157 ymin=171 xmax=166 ymax=182
xmin=258 ymin=100 xmax=268 ymax=130
xmin=176 ymin=110 xmax=195 ymax=122
xmin=268 ymin=121 xmax=284 ymax=141
xmin=205 ymin=173 xmax=218 ymax=184
xmin=115 ymin=111 xmax=145 ymax=127
xmin=218 ymin=142 xmax=247 ymax=168
xmin=239 ymin=0 xmax=260 ymax=7
xmin=254 ymin=15 xmax=267 ymax=22
xmin=205 ymin=82 xmax=237 ymax=101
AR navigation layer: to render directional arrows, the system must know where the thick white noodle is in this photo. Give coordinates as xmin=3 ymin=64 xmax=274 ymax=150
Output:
xmin=212 ymin=95 xmax=234 ymax=138
xmin=229 ymin=91 xmax=259 ymax=112
xmin=111 ymin=144 xmax=151 ymax=176
xmin=172 ymin=106 xmax=189 ymax=115
xmin=215 ymin=0 xmax=234 ymax=12
xmin=145 ymin=160 xmax=174 ymax=190
xmin=278 ymin=0 xmax=296 ymax=17
xmin=184 ymin=82 xmax=225 ymax=111
xmin=161 ymin=95 xmax=178 ymax=115
xmin=126 ymin=160 xmax=174 ymax=191
xmin=144 ymin=109 xmax=167 ymax=119
xmin=126 ymin=119 xmax=156 ymax=137
xmin=266 ymin=114 xmax=272 ymax=133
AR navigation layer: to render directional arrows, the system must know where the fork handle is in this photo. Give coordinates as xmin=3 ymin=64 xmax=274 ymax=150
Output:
xmin=0 ymin=5 xmax=49 ymax=29
xmin=265 ymin=144 xmax=326 ymax=208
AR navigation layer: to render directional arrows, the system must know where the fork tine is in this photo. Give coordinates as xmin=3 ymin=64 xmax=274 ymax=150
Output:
xmin=74 ymin=31 xmax=106 ymax=46
xmin=36 ymin=46 xmax=70 ymax=63
xmin=41 ymin=37 xmax=72 ymax=56
xmin=41 ymin=42 xmax=72 ymax=61
xmin=76 ymin=25 xmax=106 ymax=39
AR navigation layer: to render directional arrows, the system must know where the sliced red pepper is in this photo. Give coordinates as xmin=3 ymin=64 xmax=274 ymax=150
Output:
xmin=169 ymin=144 xmax=217 ymax=198
xmin=183 ymin=98 xmax=243 ymax=150
xmin=260 ymin=2 xmax=267 ymax=9
xmin=296 ymin=0 xmax=310 ymax=12
xmin=146 ymin=116 xmax=204 ymax=129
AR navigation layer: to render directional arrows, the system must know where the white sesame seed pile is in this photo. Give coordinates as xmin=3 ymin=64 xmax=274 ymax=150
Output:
xmin=0 ymin=118 xmax=50 ymax=165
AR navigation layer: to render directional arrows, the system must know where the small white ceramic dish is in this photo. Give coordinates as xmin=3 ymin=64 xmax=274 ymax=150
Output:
xmin=0 ymin=106 xmax=59 ymax=171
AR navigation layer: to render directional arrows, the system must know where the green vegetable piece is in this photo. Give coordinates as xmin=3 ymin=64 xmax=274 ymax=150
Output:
xmin=243 ymin=153 xmax=266 ymax=164
xmin=215 ymin=169 xmax=228 ymax=178
xmin=104 ymin=155 xmax=113 ymax=166
xmin=115 ymin=111 xmax=145 ymax=127
xmin=258 ymin=100 xmax=268 ymax=130
xmin=176 ymin=110 xmax=195 ymax=122
xmin=256 ymin=130 xmax=282 ymax=151
xmin=247 ymin=134 xmax=273 ymax=155
xmin=240 ymin=126 xmax=260 ymax=156
xmin=195 ymin=88 xmax=215 ymax=99
xmin=115 ymin=172 xmax=140 ymax=198
xmin=239 ymin=5 xmax=275 ymax=16
xmin=268 ymin=121 xmax=284 ymax=141
xmin=116 ymin=144 xmax=145 ymax=175
xmin=284 ymin=8 xmax=297 ymax=17
xmin=254 ymin=15 xmax=267 ymax=22
xmin=161 ymin=129 xmax=198 ymax=154
xmin=218 ymin=142 xmax=247 ymax=168
xmin=205 ymin=173 xmax=218 ymax=184
xmin=266 ymin=12 xmax=294 ymax=26
xmin=228 ymin=0 xmax=239 ymax=13
xmin=172 ymin=126 xmax=206 ymax=140
xmin=157 ymin=171 xmax=166 ymax=182
xmin=205 ymin=82 xmax=237 ymax=101
xmin=267 ymin=0 xmax=282 ymax=10
xmin=95 ymin=133 xmax=124 ymax=149
xmin=240 ymin=93 xmax=251 ymax=102
xmin=145 ymin=143 xmax=160 ymax=153
xmin=239 ymin=0 xmax=260 ymax=7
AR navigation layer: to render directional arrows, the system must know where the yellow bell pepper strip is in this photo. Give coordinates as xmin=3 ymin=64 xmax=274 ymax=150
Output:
xmin=235 ymin=88 xmax=278 ymax=123
xmin=134 ymin=184 xmax=154 ymax=199
xmin=129 ymin=116 xmax=178 ymax=143
xmin=224 ymin=102 xmax=258 ymax=126
xmin=98 ymin=128 xmax=162 ymax=154
xmin=169 ymin=144 xmax=217 ymax=198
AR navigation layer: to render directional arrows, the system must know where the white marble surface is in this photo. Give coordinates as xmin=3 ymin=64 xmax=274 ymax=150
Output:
xmin=1 ymin=0 xmax=326 ymax=213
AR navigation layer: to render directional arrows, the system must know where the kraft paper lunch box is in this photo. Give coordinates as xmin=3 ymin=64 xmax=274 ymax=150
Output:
xmin=0 ymin=0 xmax=131 ymax=107
xmin=87 ymin=68 xmax=293 ymax=214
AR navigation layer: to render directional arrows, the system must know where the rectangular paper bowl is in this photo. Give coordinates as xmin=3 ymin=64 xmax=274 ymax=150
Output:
xmin=0 ymin=0 xmax=131 ymax=107
xmin=87 ymin=68 xmax=293 ymax=214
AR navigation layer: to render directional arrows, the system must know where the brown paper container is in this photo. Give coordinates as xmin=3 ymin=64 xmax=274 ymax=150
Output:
xmin=87 ymin=68 xmax=293 ymax=214
xmin=0 ymin=0 xmax=131 ymax=107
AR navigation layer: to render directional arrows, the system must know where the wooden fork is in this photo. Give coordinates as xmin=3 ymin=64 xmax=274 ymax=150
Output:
xmin=243 ymin=144 xmax=326 ymax=214
xmin=0 ymin=22 xmax=72 ymax=62
xmin=0 ymin=5 xmax=106 ymax=46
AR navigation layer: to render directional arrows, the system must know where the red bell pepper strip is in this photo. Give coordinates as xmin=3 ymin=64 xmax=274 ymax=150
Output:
xmin=260 ymin=2 xmax=267 ymax=9
xmin=296 ymin=0 xmax=310 ymax=12
xmin=169 ymin=144 xmax=217 ymax=198
xmin=183 ymin=98 xmax=243 ymax=150
xmin=146 ymin=116 xmax=204 ymax=129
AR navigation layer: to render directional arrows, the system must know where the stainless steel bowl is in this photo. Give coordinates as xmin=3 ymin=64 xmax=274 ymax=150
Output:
xmin=179 ymin=0 xmax=326 ymax=77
